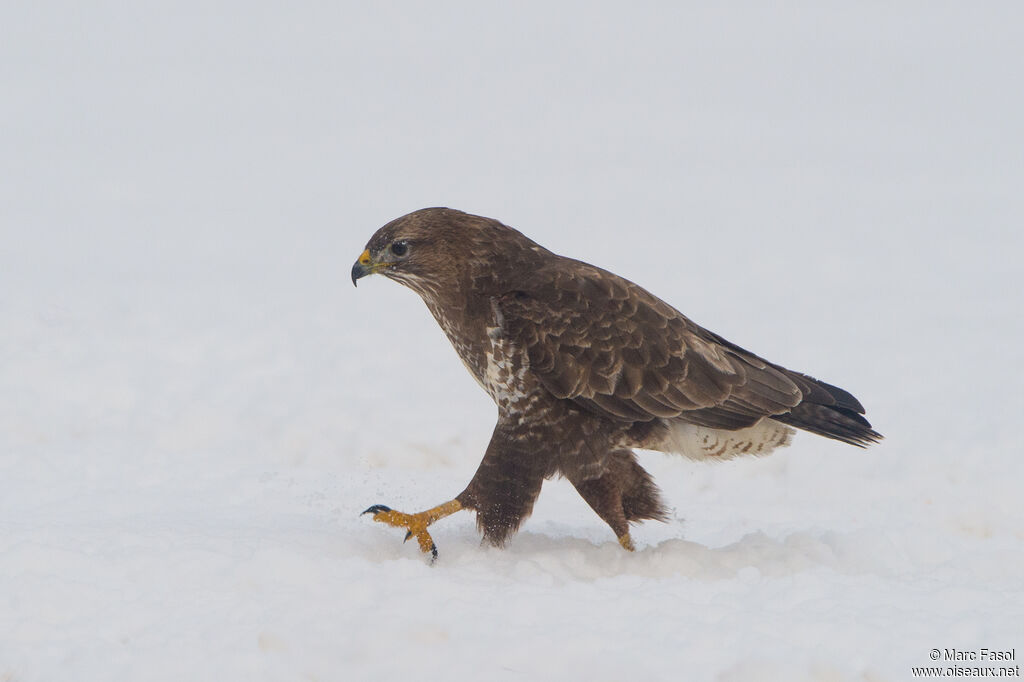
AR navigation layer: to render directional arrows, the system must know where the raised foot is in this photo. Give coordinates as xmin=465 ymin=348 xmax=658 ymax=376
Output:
xmin=362 ymin=504 xmax=439 ymax=561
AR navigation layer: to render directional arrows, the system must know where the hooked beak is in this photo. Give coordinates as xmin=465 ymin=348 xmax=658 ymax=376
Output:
xmin=351 ymin=249 xmax=373 ymax=287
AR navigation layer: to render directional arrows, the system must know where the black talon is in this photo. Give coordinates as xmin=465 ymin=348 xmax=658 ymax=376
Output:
xmin=362 ymin=504 xmax=392 ymax=516
xmin=404 ymin=531 xmax=412 ymax=542
xmin=430 ymin=544 xmax=438 ymax=562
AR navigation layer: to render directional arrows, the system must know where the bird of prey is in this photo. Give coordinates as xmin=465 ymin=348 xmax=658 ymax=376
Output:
xmin=352 ymin=208 xmax=880 ymax=559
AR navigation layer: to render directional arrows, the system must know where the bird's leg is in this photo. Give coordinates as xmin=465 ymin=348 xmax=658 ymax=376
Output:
xmin=571 ymin=474 xmax=636 ymax=552
xmin=570 ymin=450 xmax=667 ymax=552
xmin=361 ymin=499 xmax=463 ymax=561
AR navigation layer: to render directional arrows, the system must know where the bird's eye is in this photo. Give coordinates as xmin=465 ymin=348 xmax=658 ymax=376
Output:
xmin=390 ymin=240 xmax=409 ymax=258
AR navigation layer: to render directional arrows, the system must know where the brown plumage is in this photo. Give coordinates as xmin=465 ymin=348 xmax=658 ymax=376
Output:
xmin=352 ymin=207 xmax=881 ymax=555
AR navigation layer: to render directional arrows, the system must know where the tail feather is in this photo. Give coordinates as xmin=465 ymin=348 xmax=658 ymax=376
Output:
xmin=774 ymin=372 xmax=882 ymax=447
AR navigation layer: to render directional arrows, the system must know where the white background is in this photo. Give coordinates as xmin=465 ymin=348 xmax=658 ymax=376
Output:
xmin=2 ymin=3 xmax=1022 ymax=680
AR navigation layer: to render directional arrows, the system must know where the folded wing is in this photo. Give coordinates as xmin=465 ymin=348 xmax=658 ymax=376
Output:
xmin=496 ymin=260 xmax=880 ymax=446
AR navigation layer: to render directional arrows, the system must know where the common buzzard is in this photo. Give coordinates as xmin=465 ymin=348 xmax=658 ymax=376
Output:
xmin=352 ymin=208 xmax=880 ymax=559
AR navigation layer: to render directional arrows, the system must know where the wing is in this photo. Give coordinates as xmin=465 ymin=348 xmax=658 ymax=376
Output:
xmin=494 ymin=259 xmax=816 ymax=431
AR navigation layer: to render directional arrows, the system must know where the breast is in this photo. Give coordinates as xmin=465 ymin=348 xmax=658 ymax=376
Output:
xmin=478 ymin=324 xmax=534 ymax=408
xmin=427 ymin=298 xmax=537 ymax=413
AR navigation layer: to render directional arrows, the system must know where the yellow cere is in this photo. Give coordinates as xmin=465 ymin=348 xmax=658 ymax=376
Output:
xmin=358 ymin=249 xmax=372 ymax=265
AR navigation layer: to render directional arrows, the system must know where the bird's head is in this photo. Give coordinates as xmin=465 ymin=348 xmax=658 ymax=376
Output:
xmin=351 ymin=207 xmax=541 ymax=300
xmin=350 ymin=207 xmax=466 ymax=297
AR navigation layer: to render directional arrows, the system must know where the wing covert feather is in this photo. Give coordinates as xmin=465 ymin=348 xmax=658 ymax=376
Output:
xmin=495 ymin=261 xmax=803 ymax=425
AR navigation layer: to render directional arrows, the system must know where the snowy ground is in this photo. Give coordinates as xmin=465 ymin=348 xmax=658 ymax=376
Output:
xmin=3 ymin=3 xmax=1023 ymax=681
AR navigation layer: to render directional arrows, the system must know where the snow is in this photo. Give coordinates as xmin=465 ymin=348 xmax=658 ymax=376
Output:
xmin=2 ymin=3 xmax=1023 ymax=681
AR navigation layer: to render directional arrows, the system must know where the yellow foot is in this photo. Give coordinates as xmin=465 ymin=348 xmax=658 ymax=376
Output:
xmin=361 ymin=499 xmax=463 ymax=562
xmin=618 ymin=533 xmax=636 ymax=552
xmin=362 ymin=505 xmax=438 ymax=559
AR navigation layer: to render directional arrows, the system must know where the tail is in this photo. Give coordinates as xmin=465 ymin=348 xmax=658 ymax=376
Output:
xmin=772 ymin=372 xmax=883 ymax=447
